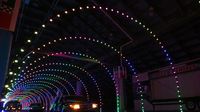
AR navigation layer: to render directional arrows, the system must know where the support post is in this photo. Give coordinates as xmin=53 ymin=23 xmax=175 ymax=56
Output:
xmin=0 ymin=29 xmax=13 ymax=95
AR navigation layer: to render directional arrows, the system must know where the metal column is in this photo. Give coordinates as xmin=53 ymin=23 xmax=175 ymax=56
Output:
xmin=0 ymin=29 xmax=13 ymax=94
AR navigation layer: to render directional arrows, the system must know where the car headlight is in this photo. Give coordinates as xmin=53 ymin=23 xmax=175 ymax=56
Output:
xmin=69 ymin=104 xmax=80 ymax=110
xmin=92 ymin=103 xmax=98 ymax=109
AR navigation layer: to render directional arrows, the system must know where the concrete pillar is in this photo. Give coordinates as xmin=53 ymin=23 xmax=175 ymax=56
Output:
xmin=0 ymin=29 xmax=13 ymax=94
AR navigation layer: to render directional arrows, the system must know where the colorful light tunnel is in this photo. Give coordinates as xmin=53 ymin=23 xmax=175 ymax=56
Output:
xmin=5 ymin=5 xmax=186 ymax=112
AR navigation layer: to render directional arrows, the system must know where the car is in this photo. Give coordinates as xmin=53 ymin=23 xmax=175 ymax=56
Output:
xmin=29 ymin=103 xmax=45 ymax=112
xmin=62 ymin=96 xmax=99 ymax=112
xmin=50 ymin=95 xmax=99 ymax=112
xmin=3 ymin=100 xmax=22 ymax=112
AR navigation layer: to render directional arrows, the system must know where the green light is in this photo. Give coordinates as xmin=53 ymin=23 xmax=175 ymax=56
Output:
xmin=116 ymin=96 xmax=120 ymax=112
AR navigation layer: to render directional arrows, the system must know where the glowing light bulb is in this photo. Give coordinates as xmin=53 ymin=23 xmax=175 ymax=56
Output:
xmin=14 ymin=60 xmax=18 ymax=63
xmin=5 ymin=85 xmax=9 ymax=88
xmin=20 ymin=48 xmax=24 ymax=52
xmin=34 ymin=31 xmax=38 ymax=35
xmin=9 ymin=72 xmax=13 ymax=75
xmin=57 ymin=14 xmax=60 ymax=17
xmin=42 ymin=24 xmax=45 ymax=28
xmin=27 ymin=39 xmax=31 ymax=43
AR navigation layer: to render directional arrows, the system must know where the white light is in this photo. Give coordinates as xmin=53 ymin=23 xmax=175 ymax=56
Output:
xmin=79 ymin=7 xmax=83 ymax=10
xmin=72 ymin=8 xmax=75 ymax=11
xmin=34 ymin=31 xmax=38 ymax=35
xmin=92 ymin=103 xmax=98 ymax=109
xmin=57 ymin=14 xmax=60 ymax=17
xmin=1 ymin=98 xmax=6 ymax=102
xmin=20 ymin=48 xmax=24 ymax=52
xmin=49 ymin=19 xmax=53 ymax=22
xmin=42 ymin=24 xmax=45 ymax=28
xmin=5 ymin=85 xmax=9 ymax=88
xmin=65 ymin=11 xmax=68 ymax=14
xmin=27 ymin=39 xmax=31 ymax=43
xmin=86 ymin=6 xmax=89 ymax=9
xmin=9 ymin=72 xmax=13 ymax=75
xmin=14 ymin=60 xmax=18 ymax=63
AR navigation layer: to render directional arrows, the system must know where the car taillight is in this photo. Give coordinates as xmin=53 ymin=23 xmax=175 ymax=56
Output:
xmin=69 ymin=104 xmax=80 ymax=110
xmin=92 ymin=103 xmax=98 ymax=109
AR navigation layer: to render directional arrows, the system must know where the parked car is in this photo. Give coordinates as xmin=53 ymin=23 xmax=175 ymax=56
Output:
xmin=29 ymin=103 xmax=45 ymax=112
xmin=51 ymin=95 xmax=99 ymax=112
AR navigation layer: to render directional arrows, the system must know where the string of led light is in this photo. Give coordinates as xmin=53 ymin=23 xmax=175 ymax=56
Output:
xmin=22 ymin=61 xmax=104 ymax=99
xmin=20 ymin=55 xmax=107 ymax=106
xmin=14 ymin=77 xmax=71 ymax=95
xmin=23 ymin=71 xmax=95 ymax=100
xmin=21 ymin=52 xmax=123 ymax=110
xmin=10 ymin=83 xmax=56 ymax=107
xmin=13 ymin=84 xmax=53 ymax=105
xmin=10 ymin=80 xmax=64 ymax=100
xmin=20 ymin=52 xmax=118 ymax=108
xmin=14 ymin=74 xmax=76 ymax=95
xmin=33 ymin=36 xmax=142 ymax=111
xmin=22 ymin=69 xmax=95 ymax=101
xmin=18 ymin=63 xmax=89 ymax=99
xmin=19 ymin=89 xmax=47 ymax=109
xmin=19 ymin=87 xmax=52 ymax=110
xmin=18 ymin=36 xmax=139 ymax=111
xmin=10 ymin=81 xmax=63 ymax=109
xmin=9 ymin=5 xmax=183 ymax=111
